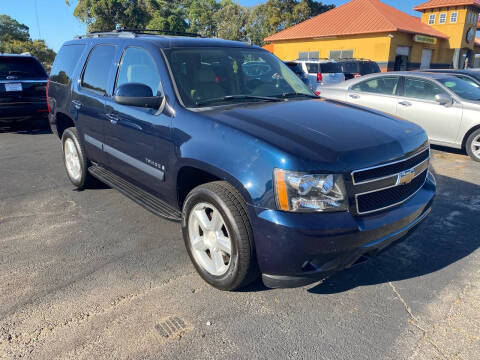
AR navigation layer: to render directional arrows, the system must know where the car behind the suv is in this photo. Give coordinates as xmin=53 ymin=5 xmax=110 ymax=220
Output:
xmin=48 ymin=31 xmax=435 ymax=290
xmin=0 ymin=53 xmax=48 ymax=124
xmin=295 ymin=59 xmax=345 ymax=92
xmin=335 ymin=59 xmax=381 ymax=80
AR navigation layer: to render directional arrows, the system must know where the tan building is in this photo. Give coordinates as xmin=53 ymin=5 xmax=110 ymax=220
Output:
xmin=264 ymin=0 xmax=480 ymax=71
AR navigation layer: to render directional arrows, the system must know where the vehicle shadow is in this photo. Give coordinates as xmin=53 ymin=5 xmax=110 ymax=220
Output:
xmin=430 ymin=144 xmax=466 ymax=157
xmin=308 ymin=173 xmax=480 ymax=294
xmin=0 ymin=118 xmax=52 ymax=135
xmin=240 ymin=173 xmax=480 ymax=294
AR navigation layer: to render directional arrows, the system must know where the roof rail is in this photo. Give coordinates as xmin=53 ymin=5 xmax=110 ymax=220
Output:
xmin=119 ymin=28 xmax=202 ymax=38
xmin=75 ymin=30 xmax=136 ymax=39
xmin=75 ymin=28 xmax=202 ymax=40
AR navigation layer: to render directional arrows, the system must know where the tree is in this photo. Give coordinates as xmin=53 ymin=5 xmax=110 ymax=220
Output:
xmin=214 ymin=0 xmax=248 ymax=41
xmin=183 ymin=0 xmax=220 ymax=37
xmin=72 ymin=0 xmax=155 ymax=32
xmin=0 ymin=15 xmax=56 ymax=70
xmin=0 ymin=14 xmax=30 ymax=43
xmin=148 ymin=0 xmax=188 ymax=33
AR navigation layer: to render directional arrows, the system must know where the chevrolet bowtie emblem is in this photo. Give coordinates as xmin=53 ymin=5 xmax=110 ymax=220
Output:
xmin=397 ymin=169 xmax=415 ymax=185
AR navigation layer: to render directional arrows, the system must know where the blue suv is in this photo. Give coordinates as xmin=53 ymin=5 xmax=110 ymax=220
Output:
xmin=47 ymin=30 xmax=435 ymax=290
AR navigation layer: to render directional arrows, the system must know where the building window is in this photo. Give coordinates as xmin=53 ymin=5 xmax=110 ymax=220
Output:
xmin=450 ymin=12 xmax=458 ymax=23
xmin=329 ymin=50 xmax=354 ymax=59
xmin=439 ymin=13 xmax=447 ymax=24
xmin=298 ymin=51 xmax=319 ymax=60
xmin=428 ymin=14 xmax=436 ymax=24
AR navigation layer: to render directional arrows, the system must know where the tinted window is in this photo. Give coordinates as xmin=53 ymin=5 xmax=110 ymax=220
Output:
xmin=404 ymin=78 xmax=446 ymax=101
xmin=437 ymin=77 xmax=480 ymax=101
xmin=50 ymin=44 xmax=85 ymax=85
xmin=341 ymin=62 xmax=359 ymax=74
xmin=0 ymin=56 xmax=47 ymax=80
xmin=116 ymin=47 xmax=162 ymax=96
xmin=320 ymin=62 xmax=342 ymax=73
xmin=352 ymin=76 xmax=399 ymax=95
xmin=306 ymin=63 xmax=319 ymax=73
xmin=359 ymin=61 xmax=380 ymax=75
xmin=285 ymin=62 xmax=304 ymax=75
xmin=82 ymin=45 xmax=116 ymax=94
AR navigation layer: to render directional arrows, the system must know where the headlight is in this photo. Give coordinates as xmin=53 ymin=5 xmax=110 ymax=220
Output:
xmin=273 ymin=169 xmax=348 ymax=212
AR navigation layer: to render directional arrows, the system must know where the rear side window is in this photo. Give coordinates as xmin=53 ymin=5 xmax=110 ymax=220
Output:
xmin=81 ymin=45 xmax=116 ymax=94
xmin=0 ymin=56 xmax=47 ymax=80
xmin=352 ymin=76 xmax=399 ymax=95
xmin=50 ymin=44 xmax=85 ymax=85
xmin=306 ymin=63 xmax=319 ymax=73
xmin=404 ymin=78 xmax=446 ymax=101
xmin=285 ymin=62 xmax=304 ymax=75
xmin=116 ymin=47 xmax=162 ymax=96
xmin=320 ymin=62 xmax=342 ymax=74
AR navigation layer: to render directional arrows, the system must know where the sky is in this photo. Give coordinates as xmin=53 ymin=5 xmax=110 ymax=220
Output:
xmin=0 ymin=0 xmax=424 ymax=52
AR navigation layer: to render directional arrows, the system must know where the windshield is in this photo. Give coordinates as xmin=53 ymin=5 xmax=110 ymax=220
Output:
xmin=438 ymin=76 xmax=480 ymax=101
xmin=0 ymin=56 xmax=47 ymax=80
xmin=165 ymin=47 xmax=312 ymax=108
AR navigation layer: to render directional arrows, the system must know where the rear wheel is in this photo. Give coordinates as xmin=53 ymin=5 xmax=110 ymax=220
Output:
xmin=466 ymin=129 xmax=480 ymax=162
xmin=61 ymin=127 xmax=94 ymax=189
xmin=182 ymin=181 xmax=259 ymax=290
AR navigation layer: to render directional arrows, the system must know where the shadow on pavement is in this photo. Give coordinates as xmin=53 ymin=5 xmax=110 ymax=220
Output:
xmin=308 ymin=173 xmax=480 ymax=294
xmin=0 ymin=118 xmax=52 ymax=135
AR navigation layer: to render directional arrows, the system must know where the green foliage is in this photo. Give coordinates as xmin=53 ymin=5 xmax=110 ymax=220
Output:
xmin=0 ymin=15 xmax=56 ymax=70
xmin=68 ymin=0 xmax=335 ymax=45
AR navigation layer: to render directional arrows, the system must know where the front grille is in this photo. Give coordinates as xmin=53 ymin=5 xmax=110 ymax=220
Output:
xmin=356 ymin=170 xmax=428 ymax=214
xmin=353 ymin=148 xmax=430 ymax=184
xmin=350 ymin=147 xmax=430 ymax=215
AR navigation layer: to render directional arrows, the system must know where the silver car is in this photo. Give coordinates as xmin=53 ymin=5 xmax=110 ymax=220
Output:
xmin=320 ymin=72 xmax=480 ymax=162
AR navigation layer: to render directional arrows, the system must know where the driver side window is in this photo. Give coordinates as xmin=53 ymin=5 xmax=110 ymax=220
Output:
xmin=404 ymin=78 xmax=445 ymax=101
xmin=116 ymin=47 xmax=162 ymax=96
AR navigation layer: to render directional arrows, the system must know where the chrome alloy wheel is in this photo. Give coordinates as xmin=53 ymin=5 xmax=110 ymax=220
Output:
xmin=188 ymin=202 xmax=232 ymax=276
xmin=64 ymin=138 xmax=82 ymax=182
xmin=471 ymin=134 xmax=480 ymax=160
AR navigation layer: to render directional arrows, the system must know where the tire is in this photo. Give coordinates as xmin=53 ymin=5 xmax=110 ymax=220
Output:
xmin=61 ymin=127 xmax=94 ymax=189
xmin=182 ymin=181 xmax=259 ymax=291
xmin=466 ymin=129 xmax=480 ymax=162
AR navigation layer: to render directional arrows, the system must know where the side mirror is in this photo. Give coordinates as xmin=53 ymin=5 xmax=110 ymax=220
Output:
xmin=434 ymin=93 xmax=453 ymax=106
xmin=114 ymin=83 xmax=163 ymax=109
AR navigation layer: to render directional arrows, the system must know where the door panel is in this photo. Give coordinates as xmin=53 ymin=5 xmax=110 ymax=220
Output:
xmin=73 ymin=45 xmax=117 ymax=164
xmin=397 ymin=77 xmax=463 ymax=144
xmin=104 ymin=46 xmax=172 ymax=197
xmin=348 ymin=75 xmax=400 ymax=116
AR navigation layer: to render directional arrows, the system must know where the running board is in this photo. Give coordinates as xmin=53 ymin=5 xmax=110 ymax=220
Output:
xmin=88 ymin=165 xmax=182 ymax=222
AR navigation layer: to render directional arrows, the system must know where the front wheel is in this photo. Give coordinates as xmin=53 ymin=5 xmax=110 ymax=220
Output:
xmin=466 ymin=129 xmax=480 ymax=162
xmin=182 ymin=181 xmax=259 ymax=290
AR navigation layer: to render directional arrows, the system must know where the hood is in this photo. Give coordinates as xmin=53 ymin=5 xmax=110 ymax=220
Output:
xmin=201 ymin=98 xmax=428 ymax=171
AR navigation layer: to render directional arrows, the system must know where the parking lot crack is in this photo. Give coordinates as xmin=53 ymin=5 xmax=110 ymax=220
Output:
xmin=388 ymin=282 xmax=449 ymax=360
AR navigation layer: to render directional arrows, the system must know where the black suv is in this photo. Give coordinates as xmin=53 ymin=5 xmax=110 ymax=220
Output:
xmin=48 ymin=30 xmax=435 ymax=290
xmin=335 ymin=59 xmax=381 ymax=80
xmin=0 ymin=53 xmax=48 ymax=124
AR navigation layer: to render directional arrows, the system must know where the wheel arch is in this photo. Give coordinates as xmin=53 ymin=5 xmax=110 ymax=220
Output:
xmin=54 ymin=112 xmax=76 ymax=139
xmin=175 ymin=160 xmax=254 ymax=210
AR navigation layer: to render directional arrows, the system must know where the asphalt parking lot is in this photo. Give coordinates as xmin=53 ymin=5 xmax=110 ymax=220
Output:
xmin=0 ymin=120 xmax=479 ymax=360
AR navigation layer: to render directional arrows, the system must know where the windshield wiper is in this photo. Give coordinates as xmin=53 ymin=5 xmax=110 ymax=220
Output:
xmin=195 ymin=94 xmax=284 ymax=106
xmin=279 ymin=92 xmax=319 ymax=99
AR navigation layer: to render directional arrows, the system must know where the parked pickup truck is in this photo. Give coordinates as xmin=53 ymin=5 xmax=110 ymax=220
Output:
xmin=47 ymin=30 xmax=435 ymax=290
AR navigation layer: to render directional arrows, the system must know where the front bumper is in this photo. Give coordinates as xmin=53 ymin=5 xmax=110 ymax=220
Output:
xmin=248 ymin=171 xmax=436 ymax=288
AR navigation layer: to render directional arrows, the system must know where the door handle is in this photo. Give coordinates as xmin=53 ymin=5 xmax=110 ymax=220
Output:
xmin=72 ymin=100 xmax=82 ymax=110
xmin=349 ymin=94 xmax=360 ymax=99
xmin=398 ymin=101 xmax=412 ymax=107
xmin=106 ymin=113 xmax=119 ymax=125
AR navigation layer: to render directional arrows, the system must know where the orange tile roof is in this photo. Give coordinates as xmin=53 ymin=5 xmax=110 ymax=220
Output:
xmin=414 ymin=0 xmax=480 ymax=11
xmin=265 ymin=0 xmax=449 ymax=42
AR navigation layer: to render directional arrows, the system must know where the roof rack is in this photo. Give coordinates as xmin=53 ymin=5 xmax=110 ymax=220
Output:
xmin=75 ymin=28 xmax=202 ymax=40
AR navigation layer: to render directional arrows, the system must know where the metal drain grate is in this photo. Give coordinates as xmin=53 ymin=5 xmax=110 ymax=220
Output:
xmin=155 ymin=317 xmax=187 ymax=338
